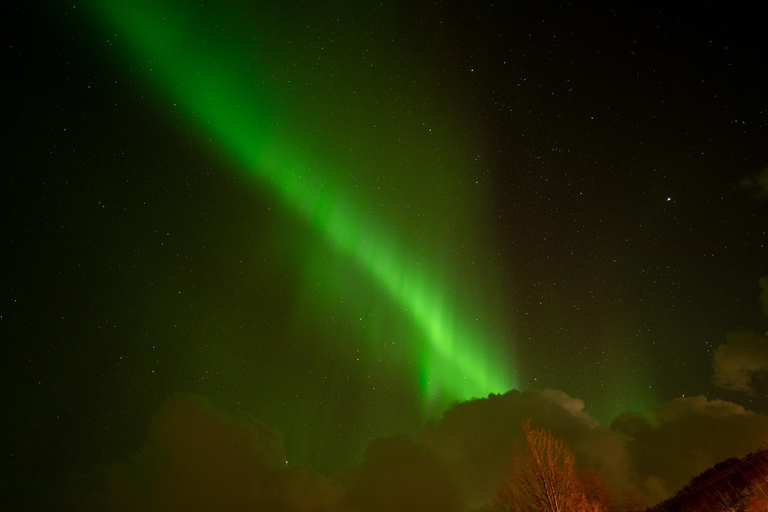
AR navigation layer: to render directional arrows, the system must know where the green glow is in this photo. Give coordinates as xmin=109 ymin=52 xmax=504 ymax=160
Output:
xmin=604 ymin=346 xmax=657 ymax=422
xmin=89 ymin=0 xmax=515 ymax=409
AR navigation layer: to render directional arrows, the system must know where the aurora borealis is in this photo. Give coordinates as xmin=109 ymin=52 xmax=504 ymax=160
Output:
xmin=89 ymin=0 xmax=515 ymax=412
xmin=2 ymin=1 xmax=768 ymax=509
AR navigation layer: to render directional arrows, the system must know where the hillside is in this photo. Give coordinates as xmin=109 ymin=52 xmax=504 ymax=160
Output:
xmin=648 ymin=449 xmax=768 ymax=512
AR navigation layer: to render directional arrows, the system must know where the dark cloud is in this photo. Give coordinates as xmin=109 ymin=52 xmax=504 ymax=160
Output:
xmin=740 ymin=167 xmax=768 ymax=198
xmin=612 ymin=395 xmax=768 ymax=503
xmin=61 ymin=394 xmax=348 ymax=512
xmin=57 ymin=390 xmax=768 ymax=511
xmin=346 ymin=434 xmax=464 ymax=512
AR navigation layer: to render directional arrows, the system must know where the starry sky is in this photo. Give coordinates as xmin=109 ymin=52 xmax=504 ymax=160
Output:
xmin=2 ymin=1 xmax=767 ymax=509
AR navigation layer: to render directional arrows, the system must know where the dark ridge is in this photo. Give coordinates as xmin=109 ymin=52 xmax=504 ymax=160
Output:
xmin=648 ymin=449 xmax=768 ymax=512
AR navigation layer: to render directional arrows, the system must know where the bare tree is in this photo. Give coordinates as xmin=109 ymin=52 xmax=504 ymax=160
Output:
xmin=496 ymin=419 xmax=574 ymax=512
xmin=569 ymin=471 xmax=613 ymax=512
xmin=496 ymin=420 xmax=608 ymax=512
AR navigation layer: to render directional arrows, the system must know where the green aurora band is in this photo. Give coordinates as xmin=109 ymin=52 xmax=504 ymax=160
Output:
xmin=89 ymin=0 xmax=516 ymax=410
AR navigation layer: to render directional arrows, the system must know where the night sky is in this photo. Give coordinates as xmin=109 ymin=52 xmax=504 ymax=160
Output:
xmin=3 ymin=1 xmax=767 ymax=510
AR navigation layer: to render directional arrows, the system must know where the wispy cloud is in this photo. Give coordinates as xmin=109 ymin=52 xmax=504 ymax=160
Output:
xmin=740 ymin=167 xmax=768 ymax=198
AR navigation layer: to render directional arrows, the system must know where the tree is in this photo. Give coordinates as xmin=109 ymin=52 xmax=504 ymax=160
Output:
xmin=496 ymin=420 xmax=609 ymax=512
xmin=570 ymin=471 xmax=613 ymax=512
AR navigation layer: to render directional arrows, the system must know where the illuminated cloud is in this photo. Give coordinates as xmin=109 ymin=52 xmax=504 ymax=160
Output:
xmin=416 ymin=390 xmax=634 ymax=509
xmin=409 ymin=391 xmax=768 ymax=507
xmin=712 ymin=277 xmax=768 ymax=394
xmin=712 ymin=331 xmax=768 ymax=394
xmin=612 ymin=395 xmax=768 ymax=503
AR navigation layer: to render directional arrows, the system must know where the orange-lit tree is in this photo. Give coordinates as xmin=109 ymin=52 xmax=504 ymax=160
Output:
xmin=496 ymin=420 xmax=608 ymax=512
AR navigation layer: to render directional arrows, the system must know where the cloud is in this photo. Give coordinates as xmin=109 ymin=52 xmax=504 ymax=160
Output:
xmin=415 ymin=390 xmax=633 ymax=509
xmin=712 ymin=331 xmax=768 ymax=394
xmin=58 ymin=390 xmax=635 ymax=511
xmin=711 ymin=276 xmax=768 ymax=395
xmin=740 ymin=167 xmax=768 ymax=197
xmin=411 ymin=390 xmax=768 ymax=508
xmin=46 ymin=277 xmax=768 ymax=510
xmin=612 ymin=395 xmax=768 ymax=503
xmin=346 ymin=434 xmax=464 ymax=512
xmin=56 ymin=390 xmax=768 ymax=511
xmin=652 ymin=395 xmax=750 ymax=421
xmin=61 ymin=394 xmax=349 ymax=512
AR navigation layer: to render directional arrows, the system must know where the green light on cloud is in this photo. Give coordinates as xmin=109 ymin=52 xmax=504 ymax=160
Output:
xmin=90 ymin=0 xmax=516 ymax=409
